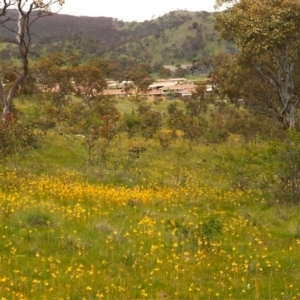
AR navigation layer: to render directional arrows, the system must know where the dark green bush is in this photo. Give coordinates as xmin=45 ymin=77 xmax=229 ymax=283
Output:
xmin=123 ymin=113 xmax=141 ymax=138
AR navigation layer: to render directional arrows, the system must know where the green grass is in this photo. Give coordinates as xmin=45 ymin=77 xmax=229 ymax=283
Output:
xmin=0 ymin=161 xmax=300 ymax=299
xmin=1 ymin=96 xmax=300 ymax=299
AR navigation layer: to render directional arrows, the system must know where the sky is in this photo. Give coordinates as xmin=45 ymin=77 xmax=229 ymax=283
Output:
xmin=59 ymin=0 xmax=219 ymax=22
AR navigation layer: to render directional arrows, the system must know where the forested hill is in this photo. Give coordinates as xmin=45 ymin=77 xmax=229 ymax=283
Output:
xmin=0 ymin=9 xmax=232 ymax=65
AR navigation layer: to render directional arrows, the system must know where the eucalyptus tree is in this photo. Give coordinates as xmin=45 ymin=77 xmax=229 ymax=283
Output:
xmin=34 ymin=52 xmax=73 ymax=132
xmin=0 ymin=0 xmax=65 ymax=122
xmin=214 ymin=0 xmax=300 ymax=129
xmin=72 ymin=64 xmax=107 ymax=108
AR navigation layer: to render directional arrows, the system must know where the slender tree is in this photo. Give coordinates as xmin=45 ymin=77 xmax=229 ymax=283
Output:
xmin=0 ymin=0 xmax=65 ymax=121
xmin=34 ymin=53 xmax=73 ymax=132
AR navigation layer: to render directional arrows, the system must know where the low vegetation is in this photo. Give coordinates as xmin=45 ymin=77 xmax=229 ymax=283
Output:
xmin=0 ymin=95 xmax=300 ymax=299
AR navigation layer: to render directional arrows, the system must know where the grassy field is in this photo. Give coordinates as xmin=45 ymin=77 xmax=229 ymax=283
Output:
xmin=0 ymin=97 xmax=300 ymax=299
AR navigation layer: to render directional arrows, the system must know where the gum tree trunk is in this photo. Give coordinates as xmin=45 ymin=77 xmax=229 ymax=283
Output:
xmin=0 ymin=0 xmax=65 ymax=122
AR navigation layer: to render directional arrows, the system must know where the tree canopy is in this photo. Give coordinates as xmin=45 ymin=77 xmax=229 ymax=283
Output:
xmin=214 ymin=0 xmax=300 ymax=130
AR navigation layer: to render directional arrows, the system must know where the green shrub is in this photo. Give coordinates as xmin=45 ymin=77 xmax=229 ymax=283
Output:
xmin=266 ymin=130 xmax=300 ymax=204
xmin=123 ymin=113 xmax=141 ymax=138
xmin=0 ymin=120 xmax=38 ymax=159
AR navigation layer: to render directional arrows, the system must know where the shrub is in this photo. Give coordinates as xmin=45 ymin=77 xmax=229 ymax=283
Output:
xmin=215 ymin=144 xmax=264 ymax=191
xmin=140 ymin=110 xmax=162 ymax=139
xmin=0 ymin=120 xmax=38 ymax=159
xmin=123 ymin=113 xmax=141 ymax=138
xmin=266 ymin=130 xmax=300 ymax=204
xmin=157 ymin=131 xmax=174 ymax=150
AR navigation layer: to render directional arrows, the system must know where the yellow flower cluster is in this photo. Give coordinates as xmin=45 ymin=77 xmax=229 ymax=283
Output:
xmin=0 ymin=170 xmax=299 ymax=299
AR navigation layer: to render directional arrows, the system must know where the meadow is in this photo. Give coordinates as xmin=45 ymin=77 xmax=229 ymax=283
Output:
xmin=0 ymin=97 xmax=300 ymax=299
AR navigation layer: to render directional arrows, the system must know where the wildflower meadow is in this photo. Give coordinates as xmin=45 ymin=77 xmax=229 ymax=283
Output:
xmin=0 ymin=97 xmax=300 ymax=299
xmin=0 ymin=162 xmax=300 ymax=299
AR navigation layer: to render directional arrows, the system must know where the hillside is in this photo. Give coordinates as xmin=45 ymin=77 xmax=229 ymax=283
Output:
xmin=0 ymin=9 xmax=232 ymax=66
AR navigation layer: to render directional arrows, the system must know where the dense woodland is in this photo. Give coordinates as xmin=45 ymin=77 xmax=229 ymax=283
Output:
xmin=0 ymin=9 xmax=232 ymax=70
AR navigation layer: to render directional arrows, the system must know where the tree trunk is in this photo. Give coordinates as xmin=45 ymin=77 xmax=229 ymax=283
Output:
xmin=282 ymin=102 xmax=297 ymax=130
xmin=1 ymin=13 xmax=29 ymax=122
xmin=0 ymin=83 xmax=10 ymax=122
xmin=2 ymin=101 xmax=12 ymax=122
xmin=0 ymin=2 xmax=64 ymax=122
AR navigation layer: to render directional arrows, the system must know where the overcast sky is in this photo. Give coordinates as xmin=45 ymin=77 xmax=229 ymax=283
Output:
xmin=59 ymin=0 xmax=219 ymax=22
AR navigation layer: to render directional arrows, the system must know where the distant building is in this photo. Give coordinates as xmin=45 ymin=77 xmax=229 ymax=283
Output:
xmin=159 ymin=83 xmax=196 ymax=97
xmin=102 ymin=79 xmax=214 ymax=99
xmin=103 ymin=89 xmax=127 ymax=97
xmin=119 ymin=81 xmax=134 ymax=88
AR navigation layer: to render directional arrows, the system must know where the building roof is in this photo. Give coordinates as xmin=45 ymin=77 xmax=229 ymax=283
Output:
xmin=149 ymin=81 xmax=178 ymax=89
xmin=144 ymin=89 xmax=164 ymax=96
xmin=159 ymin=83 xmax=196 ymax=92
xmin=179 ymin=89 xmax=193 ymax=94
xmin=156 ymin=78 xmax=187 ymax=82
xmin=103 ymin=89 xmax=127 ymax=96
xmin=102 ymin=82 xmax=211 ymax=97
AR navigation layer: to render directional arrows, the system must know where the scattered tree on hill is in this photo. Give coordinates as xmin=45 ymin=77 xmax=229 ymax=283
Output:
xmin=0 ymin=0 xmax=65 ymax=122
xmin=158 ymin=67 xmax=172 ymax=78
xmin=126 ymin=63 xmax=154 ymax=94
xmin=88 ymin=58 xmax=111 ymax=78
xmin=214 ymin=0 xmax=300 ymax=130
xmin=174 ymin=67 xmax=189 ymax=78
